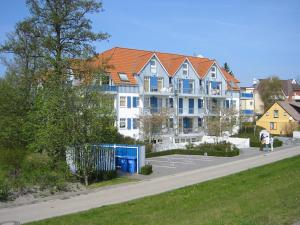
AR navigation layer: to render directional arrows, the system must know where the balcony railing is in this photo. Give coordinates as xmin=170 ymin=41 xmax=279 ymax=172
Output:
xmin=179 ymin=108 xmax=183 ymax=114
xmin=189 ymin=108 xmax=194 ymax=114
xmin=241 ymin=93 xmax=253 ymax=98
xmin=242 ymin=110 xmax=254 ymax=115
xmin=89 ymin=84 xmax=117 ymax=92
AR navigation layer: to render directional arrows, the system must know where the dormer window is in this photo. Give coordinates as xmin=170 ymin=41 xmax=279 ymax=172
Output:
xmin=183 ymin=62 xmax=188 ymax=76
xmin=119 ymin=73 xmax=129 ymax=82
xmin=150 ymin=59 xmax=157 ymax=74
xmin=211 ymin=66 xmax=216 ymax=78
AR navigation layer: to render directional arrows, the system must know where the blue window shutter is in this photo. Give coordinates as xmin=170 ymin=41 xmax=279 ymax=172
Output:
xmin=127 ymin=118 xmax=131 ymax=130
xmin=133 ymin=97 xmax=137 ymax=108
xmin=133 ymin=97 xmax=139 ymax=108
xmin=150 ymin=76 xmax=158 ymax=90
xmin=127 ymin=96 xmax=131 ymax=108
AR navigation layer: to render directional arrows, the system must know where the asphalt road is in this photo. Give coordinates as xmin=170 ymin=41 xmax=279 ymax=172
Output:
xmin=0 ymin=145 xmax=300 ymax=224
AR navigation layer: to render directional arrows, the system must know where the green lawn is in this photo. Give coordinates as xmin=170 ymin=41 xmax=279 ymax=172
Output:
xmin=27 ymin=156 xmax=300 ymax=225
xmin=88 ymin=177 xmax=139 ymax=189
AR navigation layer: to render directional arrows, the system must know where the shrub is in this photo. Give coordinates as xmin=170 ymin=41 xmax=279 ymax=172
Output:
xmin=273 ymin=138 xmax=283 ymax=147
xmin=0 ymin=178 xmax=10 ymax=201
xmin=141 ymin=164 xmax=153 ymax=175
xmin=146 ymin=142 xmax=240 ymax=158
xmin=21 ymin=153 xmax=71 ymax=190
xmin=145 ymin=143 xmax=153 ymax=154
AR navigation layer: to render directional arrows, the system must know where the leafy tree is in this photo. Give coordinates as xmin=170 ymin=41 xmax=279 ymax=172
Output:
xmin=258 ymin=76 xmax=284 ymax=111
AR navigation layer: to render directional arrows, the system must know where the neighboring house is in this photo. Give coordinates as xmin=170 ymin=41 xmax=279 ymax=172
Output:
xmin=85 ymin=47 xmax=240 ymax=142
xmin=256 ymin=101 xmax=300 ymax=135
xmin=253 ymin=78 xmax=300 ymax=116
xmin=239 ymin=87 xmax=255 ymax=122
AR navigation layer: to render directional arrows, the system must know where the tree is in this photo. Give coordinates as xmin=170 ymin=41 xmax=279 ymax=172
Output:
xmin=258 ymin=76 xmax=284 ymax=111
xmin=206 ymin=105 xmax=239 ymax=138
xmin=223 ymin=62 xmax=234 ymax=76
xmin=139 ymin=108 xmax=172 ymax=143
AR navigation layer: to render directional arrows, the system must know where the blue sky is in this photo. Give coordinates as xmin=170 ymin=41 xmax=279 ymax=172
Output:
xmin=1 ymin=0 xmax=300 ymax=86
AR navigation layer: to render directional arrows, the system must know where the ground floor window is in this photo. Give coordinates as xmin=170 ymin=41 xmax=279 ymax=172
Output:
xmin=270 ymin=122 xmax=277 ymax=130
xmin=120 ymin=118 xmax=126 ymax=129
xmin=133 ymin=118 xmax=138 ymax=129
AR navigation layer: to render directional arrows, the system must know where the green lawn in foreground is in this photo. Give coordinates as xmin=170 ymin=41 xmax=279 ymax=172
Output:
xmin=27 ymin=156 xmax=300 ymax=225
xmin=88 ymin=177 xmax=139 ymax=189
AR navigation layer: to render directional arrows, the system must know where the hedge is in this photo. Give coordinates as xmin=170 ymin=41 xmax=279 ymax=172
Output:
xmin=146 ymin=142 xmax=240 ymax=158
xmin=140 ymin=165 xmax=153 ymax=175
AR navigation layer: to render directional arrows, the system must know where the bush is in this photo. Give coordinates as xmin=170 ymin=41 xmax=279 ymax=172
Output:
xmin=88 ymin=170 xmax=118 ymax=184
xmin=146 ymin=142 xmax=240 ymax=158
xmin=141 ymin=165 xmax=153 ymax=175
xmin=273 ymin=138 xmax=283 ymax=147
xmin=0 ymin=179 xmax=10 ymax=201
xmin=21 ymin=153 xmax=71 ymax=190
xmin=145 ymin=143 xmax=153 ymax=154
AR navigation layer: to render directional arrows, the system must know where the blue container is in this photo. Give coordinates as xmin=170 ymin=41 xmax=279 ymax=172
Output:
xmin=127 ymin=159 xmax=136 ymax=174
xmin=120 ymin=158 xmax=128 ymax=172
xmin=116 ymin=157 xmax=121 ymax=168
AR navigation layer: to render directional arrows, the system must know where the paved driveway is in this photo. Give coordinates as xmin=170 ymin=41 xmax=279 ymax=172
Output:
xmin=136 ymin=147 xmax=262 ymax=179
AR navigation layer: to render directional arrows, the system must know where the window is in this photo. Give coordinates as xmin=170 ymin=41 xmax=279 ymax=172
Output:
xmin=232 ymin=100 xmax=237 ymax=108
xmin=284 ymin=112 xmax=287 ymax=116
xmin=274 ymin=110 xmax=279 ymax=118
xmin=144 ymin=77 xmax=150 ymax=92
xmin=198 ymin=118 xmax=203 ymax=127
xmin=133 ymin=118 xmax=138 ymax=129
xmin=158 ymin=77 xmax=164 ymax=91
xmin=119 ymin=73 xmax=129 ymax=82
xmin=270 ymin=122 xmax=277 ymax=130
xmin=150 ymin=59 xmax=156 ymax=73
xmin=169 ymin=118 xmax=174 ymax=128
xmin=182 ymin=62 xmax=188 ymax=76
xmin=250 ymin=101 xmax=253 ymax=106
xmin=120 ymin=96 xmax=126 ymax=107
xmin=169 ymin=98 xmax=174 ymax=108
xmin=175 ymin=139 xmax=179 ymax=143
xmin=120 ymin=118 xmax=126 ymax=129
xmin=144 ymin=97 xmax=150 ymax=108
xmin=211 ymin=66 xmax=216 ymax=78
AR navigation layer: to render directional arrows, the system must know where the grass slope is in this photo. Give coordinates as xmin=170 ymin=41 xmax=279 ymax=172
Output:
xmin=28 ymin=156 xmax=300 ymax=225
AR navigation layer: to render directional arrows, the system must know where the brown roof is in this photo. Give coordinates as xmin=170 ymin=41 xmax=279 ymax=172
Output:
xmin=277 ymin=101 xmax=300 ymax=121
xmin=95 ymin=47 xmax=240 ymax=88
xmin=256 ymin=79 xmax=300 ymax=97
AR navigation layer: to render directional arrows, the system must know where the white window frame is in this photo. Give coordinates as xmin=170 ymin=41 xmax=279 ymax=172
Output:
xmin=150 ymin=59 xmax=157 ymax=74
xmin=211 ymin=66 xmax=216 ymax=78
xmin=119 ymin=73 xmax=129 ymax=82
xmin=144 ymin=76 xmax=150 ymax=92
xmin=120 ymin=96 xmax=126 ymax=108
xmin=157 ymin=77 xmax=164 ymax=91
xmin=182 ymin=62 xmax=188 ymax=76
xmin=119 ymin=118 xmax=126 ymax=129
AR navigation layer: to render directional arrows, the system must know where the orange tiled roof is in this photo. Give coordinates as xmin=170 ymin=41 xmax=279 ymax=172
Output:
xmin=96 ymin=47 xmax=240 ymax=89
xmin=221 ymin=68 xmax=240 ymax=91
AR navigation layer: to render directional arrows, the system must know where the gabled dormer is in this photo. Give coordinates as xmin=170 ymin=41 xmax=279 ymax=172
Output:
xmin=138 ymin=54 xmax=170 ymax=93
xmin=203 ymin=63 xmax=227 ymax=96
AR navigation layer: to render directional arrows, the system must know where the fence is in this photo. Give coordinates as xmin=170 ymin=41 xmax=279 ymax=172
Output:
xmin=66 ymin=144 xmax=145 ymax=174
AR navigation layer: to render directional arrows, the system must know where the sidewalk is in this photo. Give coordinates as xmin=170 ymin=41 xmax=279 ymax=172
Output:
xmin=0 ymin=145 xmax=299 ymax=224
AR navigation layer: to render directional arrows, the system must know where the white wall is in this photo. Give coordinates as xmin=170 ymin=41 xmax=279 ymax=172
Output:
xmin=117 ymin=92 xmax=140 ymax=139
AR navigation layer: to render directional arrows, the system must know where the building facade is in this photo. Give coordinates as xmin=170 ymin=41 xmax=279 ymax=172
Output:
xmin=256 ymin=101 xmax=300 ymax=135
xmin=93 ymin=47 xmax=240 ymax=143
xmin=239 ymin=87 xmax=255 ymax=122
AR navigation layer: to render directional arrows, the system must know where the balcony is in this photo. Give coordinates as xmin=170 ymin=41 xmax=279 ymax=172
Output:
xmin=242 ymin=110 xmax=254 ymax=115
xmin=144 ymin=87 xmax=173 ymax=95
xmin=89 ymin=84 xmax=118 ymax=93
xmin=240 ymin=93 xmax=253 ymax=99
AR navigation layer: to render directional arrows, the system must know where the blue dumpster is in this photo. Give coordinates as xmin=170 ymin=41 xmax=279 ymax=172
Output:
xmin=127 ymin=159 xmax=136 ymax=174
xmin=120 ymin=158 xmax=128 ymax=172
xmin=116 ymin=157 xmax=121 ymax=168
